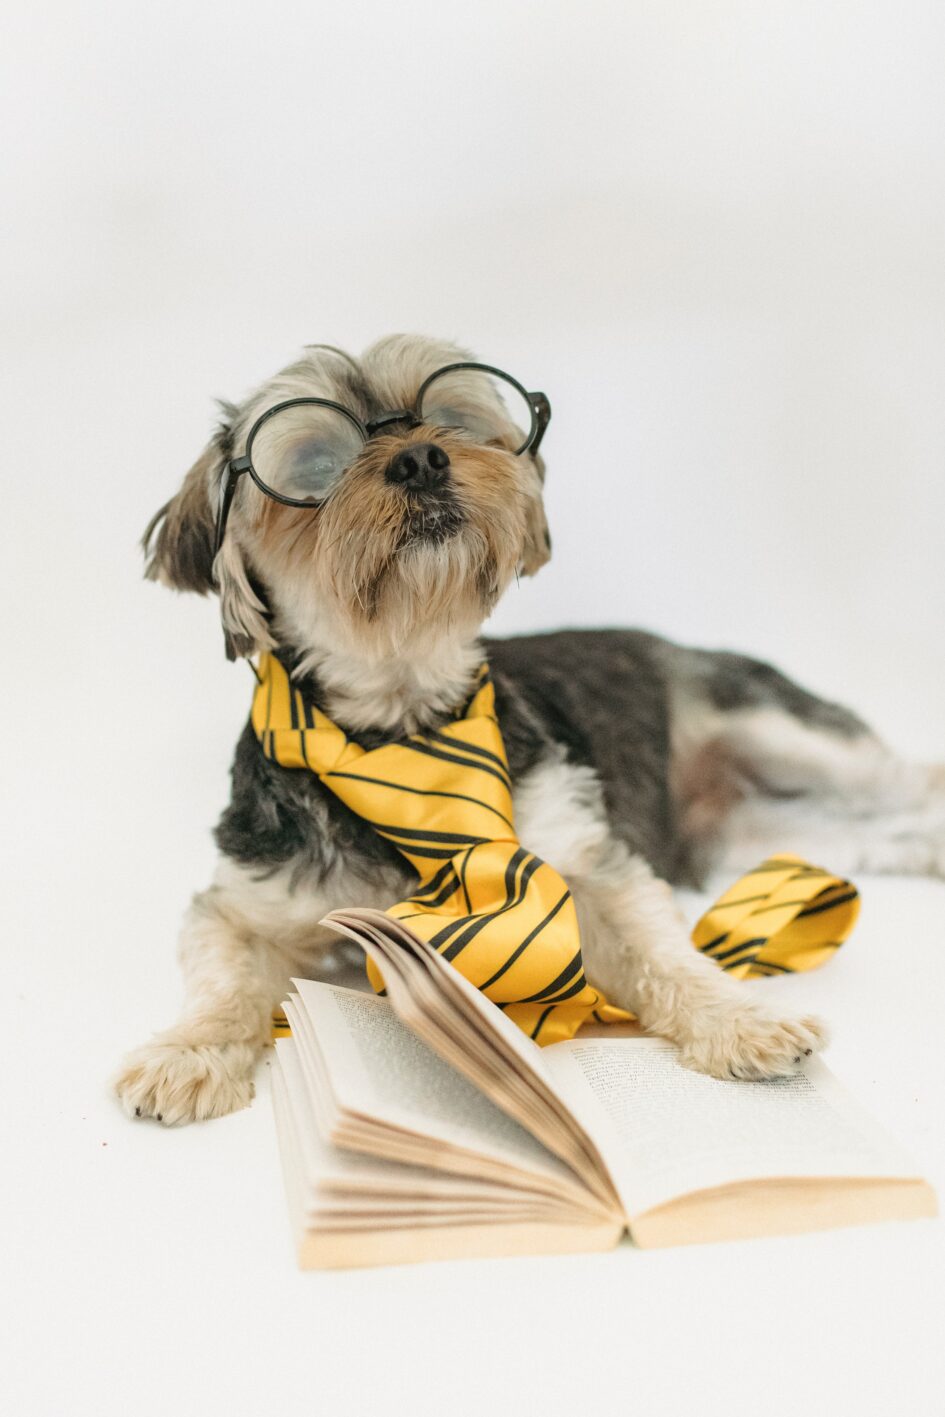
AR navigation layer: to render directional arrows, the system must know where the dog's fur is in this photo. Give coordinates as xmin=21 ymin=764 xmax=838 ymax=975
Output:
xmin=115 ymin=335 xmax=945 ymax=1125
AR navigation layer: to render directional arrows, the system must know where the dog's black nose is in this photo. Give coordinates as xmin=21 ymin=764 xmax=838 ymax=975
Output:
xmin=385 ymin=443 xmax=451 ymax=489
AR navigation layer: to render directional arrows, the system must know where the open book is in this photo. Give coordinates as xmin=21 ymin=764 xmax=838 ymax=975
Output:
xmin=271 ymin=908 xmax=936 ymax=1269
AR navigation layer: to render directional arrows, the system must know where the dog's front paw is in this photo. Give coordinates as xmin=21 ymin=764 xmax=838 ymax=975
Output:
xmin=113 ymin=1036 xmax=256 ymax=1125
xmin=677 ymin=1005 xmax=828 ymax=1081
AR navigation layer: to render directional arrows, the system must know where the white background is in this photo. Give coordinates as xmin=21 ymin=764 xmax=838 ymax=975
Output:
xmin=2 ymin=4 xmax=944 ymax=1415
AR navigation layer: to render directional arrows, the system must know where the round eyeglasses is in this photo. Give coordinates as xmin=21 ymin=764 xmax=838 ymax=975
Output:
xmin=213 ymin=361 xmax=551 ymax=557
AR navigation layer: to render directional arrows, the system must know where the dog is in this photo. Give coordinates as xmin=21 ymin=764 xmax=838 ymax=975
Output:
xmin=114 ymin=334 xmax=945 ymax=1125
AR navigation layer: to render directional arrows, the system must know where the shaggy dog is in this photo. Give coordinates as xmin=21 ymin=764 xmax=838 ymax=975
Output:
xmin=115 ymin=336 xmax=944 ymax=1124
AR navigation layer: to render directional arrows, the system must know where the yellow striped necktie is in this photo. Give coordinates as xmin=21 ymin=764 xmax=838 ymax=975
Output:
xmin=253 ymin=654 xmax=860 ymax=1046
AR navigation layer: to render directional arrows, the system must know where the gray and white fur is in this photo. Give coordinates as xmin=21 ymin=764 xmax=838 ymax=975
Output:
xmin=115 ymin=335 xmax=945 ymax=1125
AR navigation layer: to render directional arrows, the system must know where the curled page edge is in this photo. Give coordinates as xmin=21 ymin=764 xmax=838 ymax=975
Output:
xmin=320 ymin=906 xmax=621 ymax=1216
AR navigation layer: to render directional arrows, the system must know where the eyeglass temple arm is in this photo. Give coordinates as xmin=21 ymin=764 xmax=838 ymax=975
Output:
xmin=214 ymin=457 xmax=250 ymax=561
xmin=529 ymin=392 xmax=551 ymax=454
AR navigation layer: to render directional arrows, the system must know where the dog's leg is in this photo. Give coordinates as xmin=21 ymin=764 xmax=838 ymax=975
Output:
xmin=114 ymin=891 xmax=292 ymax=1125
xmin=515 ymin=754 xmax=825 ymax=1079
xmin=677 ymin=704 xmax=945 ymax=880
xmin=575 ymin=844 xmax=825 ymax=1078
xmin=666 ymin=646 xmax=945 ymax=880
xmin=113 ymin=860 xmax=345 ymax=1125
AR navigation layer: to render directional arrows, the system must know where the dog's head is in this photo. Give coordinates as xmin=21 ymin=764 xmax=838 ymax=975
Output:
xmin=145 ymin=336 xmax=551 ymax=665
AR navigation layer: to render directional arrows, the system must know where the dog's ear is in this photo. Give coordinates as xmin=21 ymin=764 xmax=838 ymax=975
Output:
xmin=214 ymin=535 xmax=274 ymax=660
xmin=143 ymin=430 xmax=274 ymax=659
xmin=142 ymin=443 xmax=219 ymax=594
xmin=518 ymin=452 xmax=552 ymax=577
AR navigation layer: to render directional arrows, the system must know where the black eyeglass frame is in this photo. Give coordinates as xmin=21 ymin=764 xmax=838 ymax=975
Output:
xmin=213 ymin=361 xmax=551 ymax=558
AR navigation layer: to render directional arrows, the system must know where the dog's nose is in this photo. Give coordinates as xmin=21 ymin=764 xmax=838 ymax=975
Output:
xmin=385 ymin=443 xmax=451 ymax=489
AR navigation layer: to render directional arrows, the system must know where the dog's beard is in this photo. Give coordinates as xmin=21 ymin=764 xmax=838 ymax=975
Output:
xmin=317 ymin=483 xmax=506 ymax=645
xmin=398 ymin=490 xmax=465 ymax=548
xmin=256 ymin=433 xmax=531 ymax=657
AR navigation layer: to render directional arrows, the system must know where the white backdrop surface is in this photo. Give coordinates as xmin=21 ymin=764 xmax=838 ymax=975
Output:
xmin=2 ymin=4 xmax=944 ymax=1415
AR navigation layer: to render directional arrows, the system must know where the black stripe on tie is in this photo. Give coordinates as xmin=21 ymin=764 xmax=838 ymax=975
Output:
xmin=426 ymin=728 xmax=510 ymax=778
xmin=535 ymin=972 xmax=590 ymax=1006
xmin=424 ymin=873 xmax=460 ymax=906
xmin=480 ymin=894 xmax=575 ymax=995
xmin=323 ymin=771 xmax=515 ymax=831
xmin=459 ymin=845 xmax=473 ymax=914
xmin=744 ymin=895 xmax=839 ymax=917
xmin=752 ymin=960 xmax=796 ymax=973
xmin=402 ymin=740 xmax=512 ymax=791
xmin=289 ymin=688 xmax=299 ymax=731
xmin=514 ymin=934 xmax=580 ymax=1002
xmin=408 ymin=861 xmax=458 ymax=906
xmin=377 ymin=840 xmax=461 ymax=861
xmin=403 ymin=880 xmax=460 ymax=911
xmin=699 ymin=932 xmax=729 ymax=953
xmin=530 ymin=1005 xmax=557 ymax=1041
xmin=410 ymin=860 xmax=453 ymax=895
xmin=797 ymin=890 xmax=858 ymax=918
xmin=301 ymin=729 xmax=321 ymax=778
xmin=706 ymin=893 xmax=771 ymax=911
xmin=712 ymin=936 xmax=767 ymax=963
xmin=367 ymin=821 xmax=491 ymax=847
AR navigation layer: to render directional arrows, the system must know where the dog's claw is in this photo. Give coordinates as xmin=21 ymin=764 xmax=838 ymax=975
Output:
xmin=678 ymin=1008 xmax=828 ymax=1081
xmin=114 ymin=1038 xmax=256 ymax=1125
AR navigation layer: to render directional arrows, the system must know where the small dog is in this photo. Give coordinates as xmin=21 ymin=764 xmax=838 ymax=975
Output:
xmin=115 ymin=335 xmax=945 ymax=1125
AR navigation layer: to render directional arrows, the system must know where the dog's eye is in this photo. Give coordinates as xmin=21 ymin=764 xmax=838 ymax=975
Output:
xmin=285 ymin=440 xmax=348 ymax=496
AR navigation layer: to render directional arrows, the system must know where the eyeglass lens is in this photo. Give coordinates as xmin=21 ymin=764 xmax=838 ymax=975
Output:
xmin=249 ymin=404 xmax=366 ymax=502
xmin=418 ymin=368 xmax=534 ymax=455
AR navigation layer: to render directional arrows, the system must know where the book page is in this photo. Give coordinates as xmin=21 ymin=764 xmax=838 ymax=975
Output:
xmin=292 ymin=978 xmax=578 ymax=1191
xmin=322 ymin=908 xmax=619 ymax=1204
xmin=543 ymin=1037 xmax=924 ymax=1219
